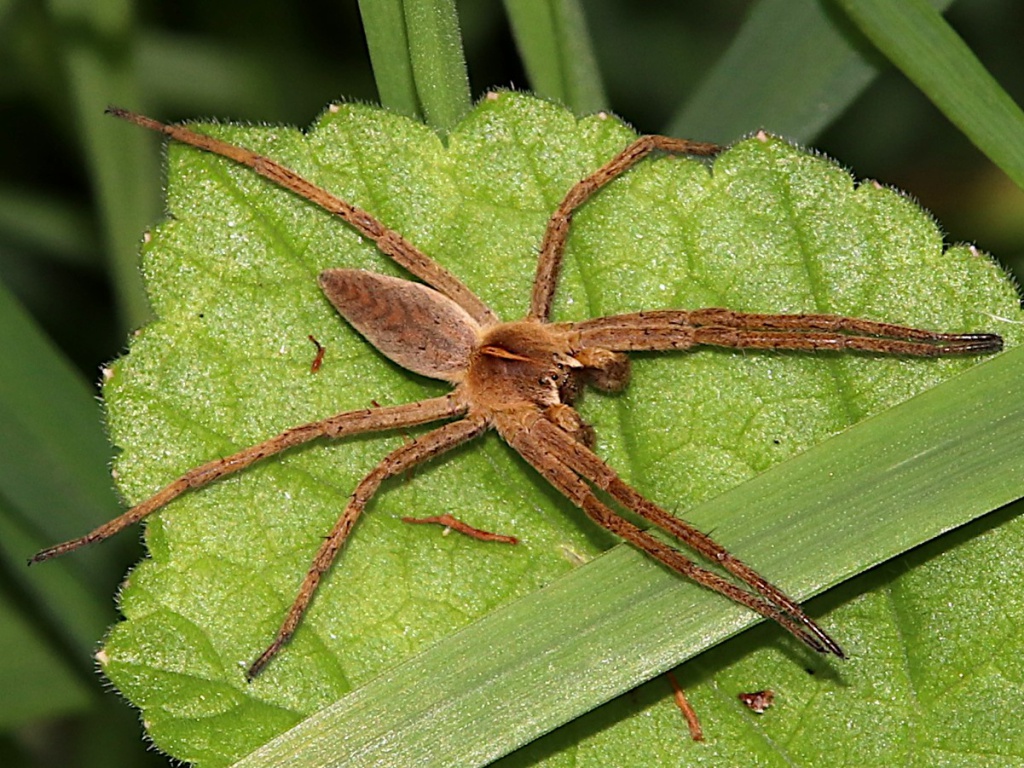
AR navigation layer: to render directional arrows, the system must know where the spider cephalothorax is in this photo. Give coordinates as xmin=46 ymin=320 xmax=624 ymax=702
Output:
xmin=33 ymin=105 xmax=1002 ymax=681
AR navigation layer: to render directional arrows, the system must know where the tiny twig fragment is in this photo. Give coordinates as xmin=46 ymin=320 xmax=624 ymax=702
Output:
xmin=402 ymin=513 xmax=519 ymax=544
xmin=308 ymin=335 xmax=325 ymax=373
xmin=666 ymin=670 xmax=704 ymax=741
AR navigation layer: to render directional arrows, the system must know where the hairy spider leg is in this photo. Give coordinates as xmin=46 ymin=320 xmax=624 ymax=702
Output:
xmin=495 ymin=411 xmax=839 ymax=659
xmin=31 ymin=395 xmax=465 ymax=564
xmin=527 ymin=413 xmax=843 ymax=653
xmin=571 ymin=309 xmax=1003 ymax=355
xmin=105 ymin=107 xmax=498 ymax=327
xmin=247 ymin=414 xmax=488 ymax=679
xmin=529 ymin=134 xmax=721 ymax=322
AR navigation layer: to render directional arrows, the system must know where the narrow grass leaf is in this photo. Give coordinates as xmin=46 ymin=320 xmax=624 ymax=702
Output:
xmin=837 ymin=0 xmax=1024 ymax=190
xmin=44 ymin=0 xmax=158 ymax=329
xmin=0 ymin=280 xmax=121 ymax=675
xmin=503 ymin=0 xmax=607 ymax=114
xmin=668 ymin=0 xmax=954 ymax=144
xmin=403 ymin=0 xmax=472 ymax=134
xmin=358 ymin=0 xmax=421 ymax=120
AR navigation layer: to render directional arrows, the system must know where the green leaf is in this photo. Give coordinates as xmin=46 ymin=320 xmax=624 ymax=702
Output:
xmin=96 ymin=94 xmax=1022 ymax=766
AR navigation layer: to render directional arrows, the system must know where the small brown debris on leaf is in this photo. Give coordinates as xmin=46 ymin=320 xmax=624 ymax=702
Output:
xmin=402 ymin=513 xmax=518 ymax=545
xmin=738 ymin=689 xmax=775 ymax=714
xmin=666 ymin=671 xmax=703 ymax=741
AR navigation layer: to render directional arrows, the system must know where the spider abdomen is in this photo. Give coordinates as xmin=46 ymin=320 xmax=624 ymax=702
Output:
xmin=319 ymin=269 xmax=481 ymax=382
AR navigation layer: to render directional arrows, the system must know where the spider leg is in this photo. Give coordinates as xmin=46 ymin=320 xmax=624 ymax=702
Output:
xmin=572 ymin=309 xmax=1002 ymax=355
xmin=106 ymin=107 xmax=498 ymax=327
xmin=31 ymin=394 xmax=466 ymax=563
xmin=497 ymin=411 xmax=841 ymax=657
xmin=539 ymin=421 xmax=843 ymax=656
xmin=530 ymin=135 xmax=721 ymax=322
xmin=247 ymin=414 xmax=488 ymax=679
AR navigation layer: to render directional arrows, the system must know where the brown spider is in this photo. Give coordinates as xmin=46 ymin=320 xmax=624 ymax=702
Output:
xmin=32 ymin=107 xmax=1003 ymax=681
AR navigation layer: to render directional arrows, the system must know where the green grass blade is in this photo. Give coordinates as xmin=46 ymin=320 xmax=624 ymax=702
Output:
xmin=402 ymin=0 xmax=471 ymax=133
xmin=0 ymin=185 xmax=99 ymax=268
xmin=0 ymin=280 xmax=121 ymax=670
xmin=233 ymin=346 xmax=1024 ymax=767
xmin=503 ymin=0 xmax=607 ymax=114
xmin=837 ymin=0 xmax=1024 ymax=191
xmin=358 ymin=0 xmax=421 ymax=119
xmin=357 ymin=0 xmax=473 ymax=130
xmin=0 ymin=279 xmax=119 ymax=563
xmin=44 ymin=0 xmax=158 ymax=330
xmin=0 ymin=571 xmax=91 ymax=727
xmin=667 ymin=0 xmax=954 ymax=143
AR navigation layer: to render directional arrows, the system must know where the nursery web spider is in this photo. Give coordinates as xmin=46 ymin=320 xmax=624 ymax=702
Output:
xmin=33 ymin=107 xmax=1003 ymax=680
